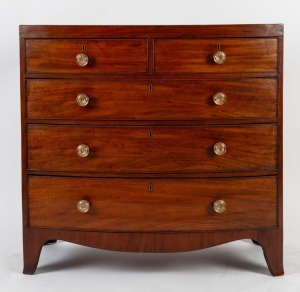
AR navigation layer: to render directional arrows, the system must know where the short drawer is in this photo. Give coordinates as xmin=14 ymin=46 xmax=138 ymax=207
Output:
xmin=154 ymin=38 xmax=278 ymax=73
xmin=27 ymin=124 xmax=277 ymax=173
xmin=28 ymin=176 xmax=277 ymax=231
xmin=26 ymin=78 xmax=277 ymax=120
xmin=25 ymin=39 xmax=147 ymax=74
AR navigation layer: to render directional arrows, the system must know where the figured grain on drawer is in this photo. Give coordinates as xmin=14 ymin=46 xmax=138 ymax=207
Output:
xmin=28 ymin=176 xmax=277 ymax=231
xmin=27 ymin=79 xmax=277 ymax=120
xmin=25 ymin=39 xmax=147 ymax=74
xmin=27 ymin=124 xmax=277 ymax=173
xmin=154 ymin=38 xmax=278 ymax=73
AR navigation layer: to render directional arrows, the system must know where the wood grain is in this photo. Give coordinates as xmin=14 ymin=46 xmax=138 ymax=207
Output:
xmin=26 ymin=39 xmax=148 ymax=74
xmin=23 ymin=227 xmax=283 ymax=275
xmin=27 ymin=124 xmax=277 ymax=173
xmin=20 ymin=24 xmax=284 ymax=38
xmin=28 ymin=176 xmax=277 ymax=231
xmin=20 ymin=24 xmax=283 ymax=276
xmin=154 ymin=38 xmax=278 ymax=73
xmin=27 ymin=79 xmax=277 ymax=120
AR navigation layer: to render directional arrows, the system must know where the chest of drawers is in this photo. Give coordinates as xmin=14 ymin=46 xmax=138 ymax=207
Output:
xmin=20 ymin=24 xmax=283 ymax=275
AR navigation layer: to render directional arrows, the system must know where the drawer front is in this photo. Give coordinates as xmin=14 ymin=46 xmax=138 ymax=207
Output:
xmin=28 ymin=176 xmax=277 ymax=231
xmin=28 ymin=125 xmax=277 ymax=173
xmin=154 ymin=38 xmax=278 ymax=73
xmin=26 ymin=39 xmax=147 ymax=74
xmin=27 ymin=79 xmax=277 ymax=120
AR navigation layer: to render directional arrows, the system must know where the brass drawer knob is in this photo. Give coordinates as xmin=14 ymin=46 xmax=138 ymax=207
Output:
xmin=213 ymin=92 xmax=226 ymax=105
xmin=213 ymin=142 xmax=227 ymax=155
xmin=77 ymin=144 xmax=89 ymax=157
xmin=76 ymin=93 xmax=89 ymax=107
xmin=77 ymin=200 xmax=90 ymax=213
xmin=213 ymin=200 xmax=227 ymax=213
xmin=76 ymin=53 xmax=89 ymax=67
xmin=213 ymin=51 xmax=226 ymax=64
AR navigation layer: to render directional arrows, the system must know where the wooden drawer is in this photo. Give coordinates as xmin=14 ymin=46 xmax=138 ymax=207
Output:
xmin=27 ymin=124 xmax=277 ymax=173
xmin=27 ymin=78 xmax=277 ymax=120
xmin=28 ymin=176 xmax=277 ymax=231
xmin=25 ymin=39 xmax=147 ymax=74
xmin=154 ymin=38 xmax=278 ymax=73
xmin=20 ymin=25 xmax=284 ymax=276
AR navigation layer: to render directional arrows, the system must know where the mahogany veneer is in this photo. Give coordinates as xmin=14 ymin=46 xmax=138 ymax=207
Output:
xmin=27 ymin=79 xmax=277 ymax=120
xmin=26 ymin=39 xmax=148 ymax=74
xmin=20 ymin=24 xmax=284 ymax=275
xmin=154 ymin=38 xmax=278 ymax=73
xmin=29 ymin=176 xmax=277 ymax=232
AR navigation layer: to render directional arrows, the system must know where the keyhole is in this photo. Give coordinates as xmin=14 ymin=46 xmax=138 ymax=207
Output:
xmin=148 ymin=183 xmax=153 ymax=191
xmin=217 ymin=44 xmax=221 ymax=50
xmin=148 ymin=131 xmax=152 ymax=138
xmin=148 ymin=84 xmax=153 ymax=92
xmin=82 ymin=44 xmax=86 ymax=51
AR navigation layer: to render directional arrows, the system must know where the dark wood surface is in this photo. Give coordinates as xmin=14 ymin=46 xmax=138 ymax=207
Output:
xmin=20 ymin=24 xmax=284 ymax=38
xmin=26 ymin=169 xmax=278 ymax=178
xmin=27 ymin=124 xmax=277 ymax=173
xmin=25 ymin=72 xmax=279 ymax=79
xmin=22 ymin=227 xmax=283 ymax=276
xmin=28 ymin=176 xmax=277 ymax=231
xmin=20 ymin=24 xmax=284 ymax=276
xmin=27 ymin=79 xmax=277 ymax=120
xmin=26 ymin=39 xmax=148 ymax=74
xmin=154 ymin=38 xmax=278 ymax=73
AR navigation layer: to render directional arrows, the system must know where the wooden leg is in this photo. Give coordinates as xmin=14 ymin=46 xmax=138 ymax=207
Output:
xmin=257 ymin=229 xmax=284 ymax=276
xmin=23 ymin=229 xmax=48 ymax=275
xmin=22 ymin=227 xmax=283 ymax=275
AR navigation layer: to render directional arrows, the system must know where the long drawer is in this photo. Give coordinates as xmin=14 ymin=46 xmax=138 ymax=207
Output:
xmin=26 ymin=79 xmax=277 ymax=120
xmin=154 ymin=38 xmax=278 ymax=73
xmin=27 ymin=124 xmax=277 ymax=173
xmin=25 ymin=39 xmax=148 ymax=74
xmin=28 ymin=176 xmax=277 ymax=232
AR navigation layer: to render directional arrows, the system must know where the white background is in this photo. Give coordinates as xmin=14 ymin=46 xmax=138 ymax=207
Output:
xmin=1 ymin=0 xmax=299 ymax=291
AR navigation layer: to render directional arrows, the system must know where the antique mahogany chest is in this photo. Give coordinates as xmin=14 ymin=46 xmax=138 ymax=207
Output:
xmin=20 ymin=24 xmax=284 ymax=275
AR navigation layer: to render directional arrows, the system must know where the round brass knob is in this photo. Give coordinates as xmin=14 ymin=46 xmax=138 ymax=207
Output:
xmin=76 ymin=53 xmax=89 ymax=67
xmin=213 ymin=51 xmax=226 ymax=64
xmin=76 ymin=144 xmax=89 ymax=157
xmin=213 ymin=142 xmax=227 ymax=155
xmin=213 ymin=92 xmax=226 ymax=105
xmin=76 ymin=93 xmax=89 ymax=107
xmin=213 ymin=200 xmax=227 ymax=213
xmin=77 ymin=200 xmax=90 ymax=213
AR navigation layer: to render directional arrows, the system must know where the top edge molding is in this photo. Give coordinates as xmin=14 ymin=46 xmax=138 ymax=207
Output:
xmin=20 ymin=24 xmax=284 ymax=39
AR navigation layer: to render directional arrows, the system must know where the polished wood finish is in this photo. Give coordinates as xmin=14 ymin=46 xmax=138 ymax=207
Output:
xmin=23 ymin=227 xmax=283 ymax=275
xmin=29 ymin=176 xmax=277 ymax=231
xmin=27 ymin=79 xmax=277 ymax=120
xmin=20 ymin=25 xmax=283 ymax=276
xmin=20 ymin=24 xmax=283 ymax=38
xmin=26 ymin=169 xmax=278 ymax=179
xmin=25 ymin=118 xmax=279 ymax=127
xmin=26 ymin=39 xmax=148 ymax=74
xmin=154 ymin=38 xmax=278 ymax=73
xmin=28 ymin=124 xmax=277 ymax=172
